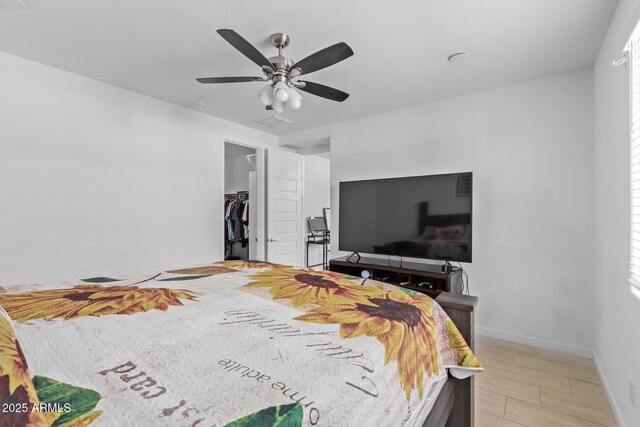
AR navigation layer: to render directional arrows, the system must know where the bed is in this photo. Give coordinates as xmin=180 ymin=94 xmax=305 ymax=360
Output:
xmin=0 ymin=260 xmax=481 ymax=427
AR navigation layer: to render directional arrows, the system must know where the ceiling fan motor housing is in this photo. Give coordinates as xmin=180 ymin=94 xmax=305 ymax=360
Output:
xmin=267 ymin=56 xmax=295 ymax=74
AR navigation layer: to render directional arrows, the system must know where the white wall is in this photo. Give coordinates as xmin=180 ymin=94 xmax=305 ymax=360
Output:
xmin=303 ymin=152 xmax=331 ymax=266
xmin=225 ymin=154 xmax=255 ymax=194
xmin=0 ymin=51 xmax=278 ymax=284
xmin=594 ymin=0 xmax=640 ymax=425
xmin=284 ymin=69 xmax=595 ymax=354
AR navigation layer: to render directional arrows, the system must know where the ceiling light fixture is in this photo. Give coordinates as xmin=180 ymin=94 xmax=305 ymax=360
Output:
xmin=448 ymin=51 xmax=471 ymax=63
xmin=287 ymin=87 xmax=302 ymax=110
xmin=273 ymin=81 xmax=290 ymax=102
xmin=257 ymin=85 xmax=274 ymax=106
xmin=259 ymin=80 xmax=300 ymax=112
xmin=272 ymin=99 xmax=285 ymax=114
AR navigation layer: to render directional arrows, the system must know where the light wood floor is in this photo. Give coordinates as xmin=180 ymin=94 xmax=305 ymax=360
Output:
xmin=474 ymin=336 xmax=616 ymax=427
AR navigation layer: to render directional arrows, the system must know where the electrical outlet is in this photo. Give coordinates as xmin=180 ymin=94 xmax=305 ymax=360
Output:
xmin=630 ymin=381 xmax=636 ymax=407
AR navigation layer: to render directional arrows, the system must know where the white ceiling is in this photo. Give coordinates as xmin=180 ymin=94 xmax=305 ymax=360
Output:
xmin=0 ymin=0 xmax=617 ymax=135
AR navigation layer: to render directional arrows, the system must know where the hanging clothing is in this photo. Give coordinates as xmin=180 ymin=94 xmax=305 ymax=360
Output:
xmin=242 ymin=201 xmax=249 ymax=243
xmin=224 ymin=195 xmax=249 ymax=249
xmin=225 ymin=200 xmax=235 ymax=242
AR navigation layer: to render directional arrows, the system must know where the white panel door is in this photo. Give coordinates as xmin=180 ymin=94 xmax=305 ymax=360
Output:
xmin=266 ymin=149 xmax=303 ymax=266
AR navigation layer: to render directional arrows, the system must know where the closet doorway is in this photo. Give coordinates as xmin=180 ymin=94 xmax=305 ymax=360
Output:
xmin=224 ymin=141 xmax=264 ymax=261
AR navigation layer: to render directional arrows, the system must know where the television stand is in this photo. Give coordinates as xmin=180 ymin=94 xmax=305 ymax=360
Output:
xmin=329 ymin=256 xmax=464 ymax=298
xmin=345 ymin=251 xmax=361 ymax=263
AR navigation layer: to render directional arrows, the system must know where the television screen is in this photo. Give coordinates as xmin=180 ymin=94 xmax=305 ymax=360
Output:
xmin=339 ymin=172 xmax=472 ymax=262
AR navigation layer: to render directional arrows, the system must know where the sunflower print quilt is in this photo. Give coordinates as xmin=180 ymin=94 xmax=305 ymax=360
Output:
xmin=0 ymin=261 xmax=482 ymax=427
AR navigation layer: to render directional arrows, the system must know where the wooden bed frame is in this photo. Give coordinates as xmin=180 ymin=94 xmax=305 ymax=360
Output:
xmin=422 ymin=292 xmax=478 ymax=427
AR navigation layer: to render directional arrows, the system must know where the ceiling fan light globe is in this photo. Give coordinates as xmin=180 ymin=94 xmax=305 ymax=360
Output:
xmin=272 ymin=99 xmax=285 ymax=113
xmin=274 ymin=81 xmax=290 ymax=102
xmin=288 ymin=99 xmax=302 ymax=110
xmin=275 ymin=89 xmax=289 ymax=102
xmin=258 ymin=85 xmax=274 ymax=106
xmin=287 ymin=87 xmax=302 ymax=110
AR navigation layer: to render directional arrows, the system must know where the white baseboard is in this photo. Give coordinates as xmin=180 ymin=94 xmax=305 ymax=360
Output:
xmin=592 ymin=352 xmax=627 ymax=427
xmin=476 ymin=326 xmax=593 ymax=359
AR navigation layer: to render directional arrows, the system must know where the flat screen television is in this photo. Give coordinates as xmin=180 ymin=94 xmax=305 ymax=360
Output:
xmin=339 ymin=172 xmax=472 ymax=262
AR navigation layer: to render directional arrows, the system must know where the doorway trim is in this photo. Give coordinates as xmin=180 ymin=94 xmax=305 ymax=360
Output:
xmin=222 ymin=139 xmax=266 ymax=261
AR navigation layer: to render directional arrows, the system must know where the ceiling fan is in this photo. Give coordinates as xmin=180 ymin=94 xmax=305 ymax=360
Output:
xmin=197 ymin=29 xmax=354 ymax=113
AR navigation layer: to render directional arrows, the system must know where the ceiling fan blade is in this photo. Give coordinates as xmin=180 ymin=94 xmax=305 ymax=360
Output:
xmin=217 ymin=29 xmax=274 ymax=70
xmin=196 ymin=76 xmax=262 ymax=84
xmin=293 ymin=42 xmax=354 ymax=75
xmin=297 ymin=81 xmax=349 ymax=102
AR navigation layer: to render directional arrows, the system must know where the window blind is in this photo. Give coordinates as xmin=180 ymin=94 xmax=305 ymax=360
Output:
xmin=627 ymin=26 xmax=640 ymax=294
